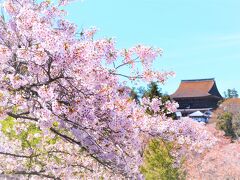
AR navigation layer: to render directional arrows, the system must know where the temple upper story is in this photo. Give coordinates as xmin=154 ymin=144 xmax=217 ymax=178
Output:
xmin=170 ymin=78 xmax=223 ymax=116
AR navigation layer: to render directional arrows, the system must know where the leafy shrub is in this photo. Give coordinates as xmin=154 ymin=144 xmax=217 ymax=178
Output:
xmin=216 ymin=112 xmax=236 ymax=138
xmin=140 ymin=138 xmax=185 ymax=180
xmin=212 ymin=98 xmax=240 ymax=138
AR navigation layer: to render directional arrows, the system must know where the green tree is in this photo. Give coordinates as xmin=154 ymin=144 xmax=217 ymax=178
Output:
xmin=140 ymin=138 xmax=185 ymax=180
xmin=224 ymin=88 xmax=239 ymax=98
xmin=216 ymin=112 xmax=236 ymax=138
xmin=142 ymin=82 xmax=176 ymax=118
xmin=143 ymin=82 xmax=163 ymax=101
xmin=213 ymin=98 xmax=240 ymax=139
xmin=130 ymin=87 xmax=140 ymax=104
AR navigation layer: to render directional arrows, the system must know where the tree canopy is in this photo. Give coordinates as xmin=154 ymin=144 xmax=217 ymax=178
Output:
xmin=224 ymin=88 xmax=239 ymax=99
xmin=0 ymin=0 xmax=217 ymax=179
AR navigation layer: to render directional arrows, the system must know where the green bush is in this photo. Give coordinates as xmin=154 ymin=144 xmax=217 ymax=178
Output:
xmin=232 ymin=113 xmax=240 ymax=137
xmin=140 ymin=138 xmax=185 ymax=180
xmin=216 ymin=112 xmax=236 ymax=138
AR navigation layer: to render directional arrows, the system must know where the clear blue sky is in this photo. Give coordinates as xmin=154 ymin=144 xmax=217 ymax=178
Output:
xmin=65 ymin=0 xmax=240 ymax=95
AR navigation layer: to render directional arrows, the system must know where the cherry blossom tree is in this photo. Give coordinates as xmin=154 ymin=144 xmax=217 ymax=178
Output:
xmin=0 ymin=0 xmax=217 ymax=179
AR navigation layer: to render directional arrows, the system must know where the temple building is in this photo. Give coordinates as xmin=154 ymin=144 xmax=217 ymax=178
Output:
xmin=170 ymin=78 xmax=223 ymax=117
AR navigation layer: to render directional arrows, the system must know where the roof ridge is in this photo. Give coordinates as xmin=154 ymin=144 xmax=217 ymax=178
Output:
xmin=181 ymin=78 xmax=215 ymax=82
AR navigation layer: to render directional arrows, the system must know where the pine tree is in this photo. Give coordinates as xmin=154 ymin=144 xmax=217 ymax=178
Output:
xmin=140 ymin=138 xmax=185 ymax=180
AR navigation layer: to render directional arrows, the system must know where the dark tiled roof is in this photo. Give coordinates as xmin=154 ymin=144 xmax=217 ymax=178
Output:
xmin=170 ymin=78 xmax=222 ymax=98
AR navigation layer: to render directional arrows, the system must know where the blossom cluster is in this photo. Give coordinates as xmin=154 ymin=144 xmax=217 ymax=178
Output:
xmin=0 ymin=117 xmax=121 ymax=179
xmin=0 ymin=0 xmax=217 ymax=179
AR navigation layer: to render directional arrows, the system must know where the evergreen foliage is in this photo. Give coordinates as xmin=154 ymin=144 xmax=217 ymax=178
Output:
xmin=216 ymin=112 xmax=236 ymax=138
xmin=140 ymin=138 xmax=185 ymax=180
xmin=142 ymin=82 xmax=176 ymax=118
xmin=224 ymin=88 xmax=239 ymax=98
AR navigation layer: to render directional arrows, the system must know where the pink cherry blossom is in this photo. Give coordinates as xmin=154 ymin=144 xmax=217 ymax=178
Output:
xmin=0 ymin=0 xmax=218 ymax=179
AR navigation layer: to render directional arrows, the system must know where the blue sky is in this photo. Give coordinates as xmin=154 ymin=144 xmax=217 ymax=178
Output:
xmin=65 ymin=0 xmax=240 ymax=95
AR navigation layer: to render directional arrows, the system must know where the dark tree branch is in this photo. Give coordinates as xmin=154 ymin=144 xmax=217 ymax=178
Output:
xmin=50 ymin=127 xmax=112 ymax=170
xmin=110 ymin=72 xmax=142 ymax=80
xmin=12 ymin=170 xmax=59 ymax=180
xmin=0 ymin=152 xmax=34 ymax=158
xmin=7 ymin=112 xmax=38 ymax=121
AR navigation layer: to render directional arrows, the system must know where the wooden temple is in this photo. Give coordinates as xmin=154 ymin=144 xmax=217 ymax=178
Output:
xmin=170 ymin=78 xmax=223 ymax=116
